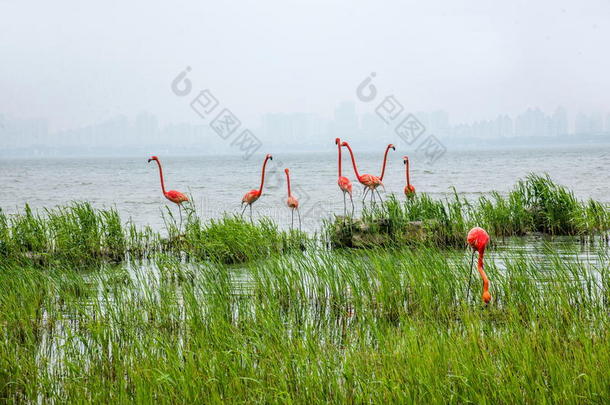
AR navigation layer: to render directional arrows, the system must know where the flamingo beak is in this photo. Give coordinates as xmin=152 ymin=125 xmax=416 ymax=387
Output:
xmin=147 ymin=158 xmax=152 ymax=163
xmin=391 ymin=146 xmax=396 ymax=151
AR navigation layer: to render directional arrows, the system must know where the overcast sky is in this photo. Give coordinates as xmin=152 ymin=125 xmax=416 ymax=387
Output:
xmin=1 ymin=0 xmax=609 ymax=131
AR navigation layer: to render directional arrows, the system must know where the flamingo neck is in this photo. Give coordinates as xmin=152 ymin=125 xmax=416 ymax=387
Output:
xmin=258 ymin=156 xmax=270 ymax=194
xmin=155 ymin=159 xmax=167 ymax=195
xmin=285 ymin=171 xmax=292 ymax=197
xmin=337 ymin=143 xmax=342 ymax=177
xmin=380 ymin=146 xmax=391 ymax=180
xmin=477 ymin=248 xmax=490 ymax=295
xmin=406 ymin=159 xmax=411 ymax=186
xmin=343 ymin=143 xmax=361 ymax=180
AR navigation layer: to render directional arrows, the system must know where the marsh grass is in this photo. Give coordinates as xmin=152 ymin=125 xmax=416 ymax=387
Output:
xmin=329 ymin=174 xmax=610 ymax=248
xmin=0 ymin=203 xmax=310 ymax=267
xmin=1 ymin=247 xmax=608 ymax=403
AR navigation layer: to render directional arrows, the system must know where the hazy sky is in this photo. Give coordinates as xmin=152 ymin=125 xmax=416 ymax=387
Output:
xmin=1 ymin=0 xmax=609 ymax=131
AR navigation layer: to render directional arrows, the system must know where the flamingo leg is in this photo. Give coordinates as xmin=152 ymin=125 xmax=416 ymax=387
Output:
xmin=241 ymin=203 xmax=248 ymax=218
xmin=297 ymin=208 xmax=301 ymax=232
xmin=249 ymin=204 xmax=253 ymax=224
xmin=178 ymin=204 xmax=183 ymax=233
xmin=362 ymin=187 xmax=370 ymax=204
xmin=466 ymin=250 xmax=476 ymax=301
xmin=343 ymin=191 xmax=347 ymax=217
xmin=349 ymin=193 xmax=355 ymax=217
xmin=291 ymin=209 xmax=294 ymax=230
xmin=375 ymin=188 xmax=384 ymax=204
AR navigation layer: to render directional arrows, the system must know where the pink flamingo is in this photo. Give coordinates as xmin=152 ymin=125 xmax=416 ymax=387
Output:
xmin=148 ymin=156 xmax=189 ymax=230
xmin=341 ymin=141 xmax=384 ymax=204
xmin=403 ymin=156 xmax=416 ymax=197
xmin=335 ymin=138 xmax=354 ymax=216
xmin=467 ymin=227 xmax=492 ymax=304
xmin=241 ymin=154 xmax=273 ymax=221
xmin=284 ymin=168 xmax=301 ymax=230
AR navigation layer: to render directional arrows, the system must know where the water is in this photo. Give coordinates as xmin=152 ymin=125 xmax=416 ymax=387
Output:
xmin=1 ymin=145 xmax=609 ymax=232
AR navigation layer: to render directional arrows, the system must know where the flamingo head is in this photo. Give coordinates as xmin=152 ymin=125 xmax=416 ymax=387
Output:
xmin=335 ymin=137 xmax=340 ymax=145
xmin=284 ymin=168 xmax=289 ymax=175
xmin=389 ymin=144 xmax=395 ymax=151
xmin=266 ymin=154 xmax=273 ymax=161
xmin=482 ymin=291 xmax=492 ymax=304
xmin=467 ymin=227 xmax=490 ymax=252
xmin=148 ymin=155 xmax=158 ymax=163
xmin=340 ymin=141 xmax=348 ymax=147
xmin=403 ymin=156 xmax=409 ymax=164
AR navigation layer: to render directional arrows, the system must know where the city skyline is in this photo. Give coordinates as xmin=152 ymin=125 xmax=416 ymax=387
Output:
xmin=2 ymin=103 xmax=610 ymax=153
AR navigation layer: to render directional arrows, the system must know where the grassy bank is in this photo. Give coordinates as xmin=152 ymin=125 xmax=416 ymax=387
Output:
xmin=329 ymin=174 xmax=610 ymax=248
xmin=1 ymin=247 xmax=608 ymax=403
xmin=0 ymin=203 xmax=307 ymax=266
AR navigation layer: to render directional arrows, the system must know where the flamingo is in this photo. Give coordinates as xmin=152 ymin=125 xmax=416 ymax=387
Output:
xmin=241 ymin=154 xmax=273 ymax=221
xmin=341 ymin=141 xmax=384 ymax=204
xmin=335 ymin=138 xmax=354 ymax=216
xmin=284 ymin=168 xmax=301 ymax=230
xmin=147 ymin=156 xmax=189 ymax=231
xmin=466 ymin=227 xmax=492 ymax=304
xmin=403 ymin=156 xmax=416 ymax=197
xmin=360 ymin=143 xmax=395 ymax=201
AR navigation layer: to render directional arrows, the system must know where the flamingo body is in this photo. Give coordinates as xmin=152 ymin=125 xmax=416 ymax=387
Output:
xmin=358 ymin=173 xmax=383 ymax=190
xmin=242 ymin=189 xmax=261 ymax=205
xmin=467 ymin=227 xmax=492 ymax=303
xmin=404 ymin=185 xmax=416 ymax=196
xmin=338 ymin=176 xmax=353 ymax=195
xmin=165 ymin=190 xmax=189 ymax=204
xmin=287 ymin=195 xmax=299 ymax=209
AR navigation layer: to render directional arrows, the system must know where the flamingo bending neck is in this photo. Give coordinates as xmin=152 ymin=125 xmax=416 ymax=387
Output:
xmin=284 ymin=169 xmax=292 ymax=197
xmin=336 ymin=138 xmax=343 ymax=177
xmin=478 ymin=248 xmax=491 ymax=302
xmin=258 ymin=155 xmax=272 ymax=194
xmin=341 ymin=142 xmax=361 ymax=180
xmin=152 ymin=158 xmax=166 ymax=195
xmin=405 ymin=157 xmax=411 ymax=187
xmin=379 ymin=144 xmax=394 ymax=181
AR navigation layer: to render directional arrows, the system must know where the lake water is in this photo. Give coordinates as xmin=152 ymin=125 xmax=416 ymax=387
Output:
xmin=1 ymin=145 xmax=609 ymax=232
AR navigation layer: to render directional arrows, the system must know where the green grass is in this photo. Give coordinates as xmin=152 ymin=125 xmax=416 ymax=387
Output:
xmin=329 ymin=173 xmax=610 ymax=248
xmin=1 ymin=247 xmax=608 ymax=403
xmin=0 ymin=203 xmax=309 ymax=266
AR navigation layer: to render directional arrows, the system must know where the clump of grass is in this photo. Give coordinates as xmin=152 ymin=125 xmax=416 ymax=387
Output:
xmin=0 ymin=202 xmax=139 ymax=265
xmin=0 ymin=204 xmax=309 ymax=267
xmin=182 ymin=214 xmax=309 ymax=264
xmin=329 ymin=174 xmax=610 ymax=248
